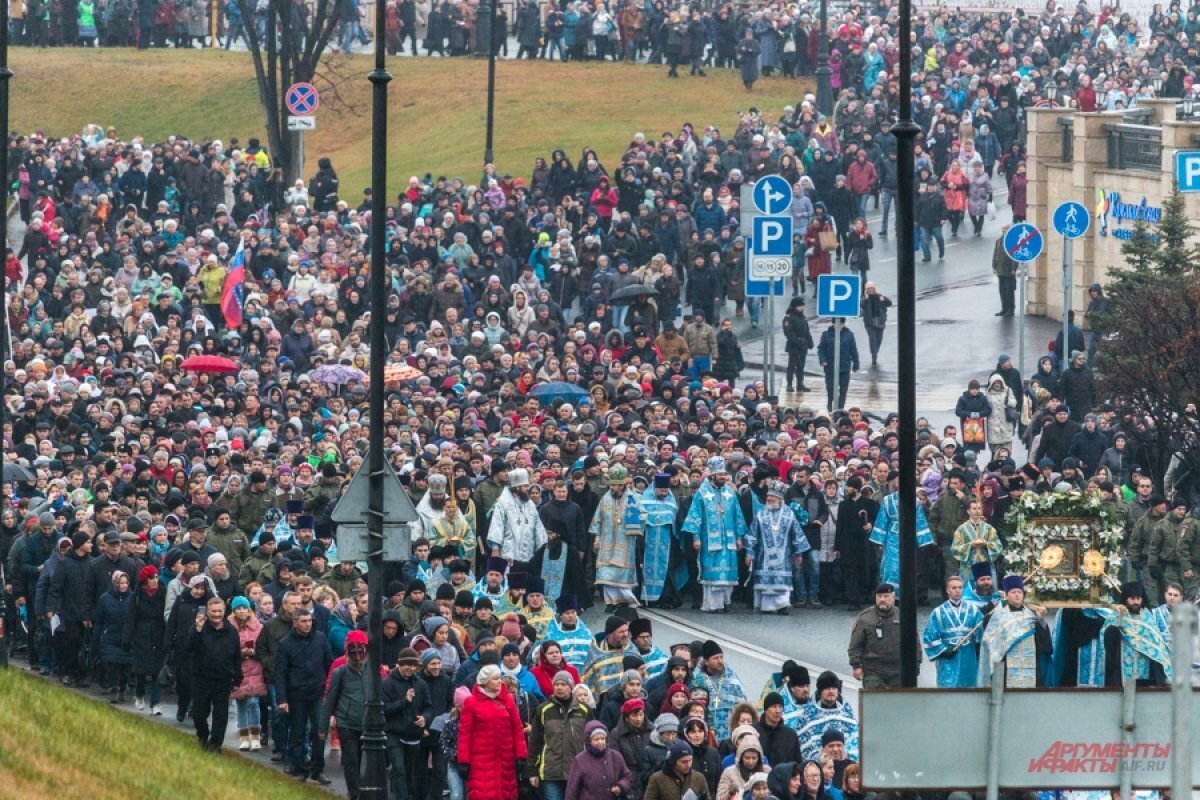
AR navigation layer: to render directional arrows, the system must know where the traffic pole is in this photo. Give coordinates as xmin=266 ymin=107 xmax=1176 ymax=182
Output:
xmin=0 ymin=0 xmax=11 ymax=670
xmin=1018 ymin=263 xmax=1027 ymax=378
xmin=832 ymin=318 xmax=841 ymax=411
xmin=361 ymin=0 xmax=392 ymax=794
xmin=1061 ymin=236 xmax=1073 ymax=362
xmin=894 ymin=0 xmax=922 ymax=688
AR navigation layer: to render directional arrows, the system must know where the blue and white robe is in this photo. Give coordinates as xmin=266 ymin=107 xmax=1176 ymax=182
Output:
xmin=1073 ymin=608 xmax=1172 ymax=686
xmin=582 ymin=639 xmax=629 ymax=696
xmin=795 ymin=699 xmax=859 ymax=762
xmin=627 ymin=642 xmax=669 ymax=680
xmin=692 ymin=663 xmax=749 ymax=742
xmin=745 ymin=504 xmax=810 ymax=611
xmin=683 ymin=479 xmax=746 ymax=609
xmin=590 ymin=489 xmax=643 ymax=598
xmin=546 ymin=617 xmax=594 ymax=671
xmin=979 ymin=605 xmax=1040 ymax=688
xmin=641 ymin=488 xmax=685 ymax=604
xmin=870 ymin=491 xmax=933 ymax=591
xmin=922 ymin=599 xmax=983 ymax=687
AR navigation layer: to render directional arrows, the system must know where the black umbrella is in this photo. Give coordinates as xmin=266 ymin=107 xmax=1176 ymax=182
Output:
xmin=608 ymin=284 xmax=659 ymax=305
xmin=3 ymin=463 xmax=36 ymax=482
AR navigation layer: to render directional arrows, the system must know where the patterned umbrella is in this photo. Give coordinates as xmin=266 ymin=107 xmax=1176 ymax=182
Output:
xmin=312 ymin=364 xmax=368 ymax=385
xmin=383 ymin=363 xmax=423 ymax=384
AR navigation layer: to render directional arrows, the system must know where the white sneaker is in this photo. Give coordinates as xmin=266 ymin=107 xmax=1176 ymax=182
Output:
xmin=250 ymin=739 xmax=262 ymax=751
xmin=135 ymin=697 xmax=146 ymax=710
xmin=239 ymin=736 xmax=251 ymax=751
xmin=150 ymin=705 xmax=163 ymax=716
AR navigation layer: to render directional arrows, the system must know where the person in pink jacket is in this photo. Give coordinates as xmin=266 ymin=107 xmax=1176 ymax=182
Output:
xmin=230 ymin=596 xmax=267 ymax=751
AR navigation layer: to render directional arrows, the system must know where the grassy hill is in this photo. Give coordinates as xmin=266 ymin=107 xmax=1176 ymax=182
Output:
xmin=11 ymin=48 xmax=809 ymax=191
xmin=0 ymin=669 xmax=333 ymax=800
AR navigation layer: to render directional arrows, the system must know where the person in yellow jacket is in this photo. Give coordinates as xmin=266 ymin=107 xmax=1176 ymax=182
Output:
xmin=199 ymin=256 xmax=228 ymax=324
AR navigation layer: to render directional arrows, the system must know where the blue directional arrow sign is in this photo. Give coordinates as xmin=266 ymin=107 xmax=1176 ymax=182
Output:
xmin=1003 ymin=222 xmax=1044 ymax=263
xmin=751 ymin=175 xmax=793 ymax=216
xmin=1052 ymin=201 xmax=1089 ymax=239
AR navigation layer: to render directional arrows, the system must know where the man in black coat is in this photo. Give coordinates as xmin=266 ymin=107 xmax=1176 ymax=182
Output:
xmin=755 ymin=691 xmax=804 ymax=765
xmin=48 ymin=531 xmax=95 ymax=686
xmin=276 ymin=606 xmax=335 ymax=783
xmin=783 ymin=297 xmax=814 ymax=392
xmin=382 ymin=647 xmax=433 ymax=800
xmin=834 ymin=477 xmax=879 ymax=606
xmin=187 ymin=595 xmax=243 ymax=751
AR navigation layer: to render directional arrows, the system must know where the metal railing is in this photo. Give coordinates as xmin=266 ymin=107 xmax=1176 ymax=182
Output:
xmin=1058 ymin=116 xmax=1074 ymax=163
xmin=1104 ymin=123 xmax=1162 ymax=172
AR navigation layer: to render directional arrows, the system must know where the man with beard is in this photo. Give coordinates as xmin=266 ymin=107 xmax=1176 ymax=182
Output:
xmin=530 ymin=520 xmax=585 ymax=611
xmin=745 ymin=481 xmax=810 ymax=615
xmin=963 ymin=561 xmax=1002 ymax=608
xmin=414 ymin=473 xmax=451 ymax=541
xmin=795 ymin=670 xmax=859 ymax=762
xmin=641 ymin=473 xmax=686 ymax=609
xmin=487 ymin=468 xmax=548 ymax=575
xmin=1070 ymin=581 xmax=1170 ymax=688
xmin=979 ymin=575 xmax=1052 ymax=688
xmin=590 ymin=465 xmax=643 ymax=611
xmin=682 ymin=458 xmax=746 ymax=613
xmin=834 ymin=476 xmax=878 ymax=607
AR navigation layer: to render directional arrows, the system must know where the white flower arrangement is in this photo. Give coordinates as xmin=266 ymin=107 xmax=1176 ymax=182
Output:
xmin=1002 ymin=489 xmax=1124 ymax=602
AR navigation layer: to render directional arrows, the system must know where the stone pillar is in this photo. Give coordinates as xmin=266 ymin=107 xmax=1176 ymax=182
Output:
xmin=1024 ymin=108 xmax=1060 ymax=316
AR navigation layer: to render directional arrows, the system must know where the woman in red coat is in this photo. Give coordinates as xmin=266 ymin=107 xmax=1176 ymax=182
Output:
xmin=940 ymin=160 xmax=969 ymax=237
xmin=459 ymin=664 xmax=529 ymax=800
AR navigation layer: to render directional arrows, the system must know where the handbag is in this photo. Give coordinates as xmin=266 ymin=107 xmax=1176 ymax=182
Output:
xmin=987 ymin=199 xmax=997 ymax=220
xmin=818 ymin=230 xmax=838 ymax=251
xmin=1005 ymin=406 xmax=1020 ymax=424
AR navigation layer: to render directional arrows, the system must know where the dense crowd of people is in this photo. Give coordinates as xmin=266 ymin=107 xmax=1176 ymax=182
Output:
xmin=6 ymin=0 xmax=1200 ymax=797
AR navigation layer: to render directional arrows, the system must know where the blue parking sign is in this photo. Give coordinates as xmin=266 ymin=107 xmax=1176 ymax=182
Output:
xmin=816 ymin=274 xmax=862 ymax=318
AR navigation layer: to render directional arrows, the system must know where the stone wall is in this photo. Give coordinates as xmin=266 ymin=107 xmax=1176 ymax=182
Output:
xmin=1025 ymin=102 xmax=1200 ymax=324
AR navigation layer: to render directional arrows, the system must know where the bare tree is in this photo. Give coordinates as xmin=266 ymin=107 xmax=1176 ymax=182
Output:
xmin=234 ymin=0 xmax=341 ymax=201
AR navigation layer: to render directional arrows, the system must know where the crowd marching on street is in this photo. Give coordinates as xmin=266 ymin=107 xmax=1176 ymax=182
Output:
xmin=6 ymin=0 xmax=1200 ymax=797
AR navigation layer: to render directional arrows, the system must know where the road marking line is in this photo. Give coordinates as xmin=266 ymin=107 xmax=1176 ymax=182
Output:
xmin=640 ymin=608 xmax=861 ymax=690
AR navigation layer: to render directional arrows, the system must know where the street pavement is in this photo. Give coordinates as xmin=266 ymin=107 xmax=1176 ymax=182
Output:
xmin=728 ymin=179 xmax=1060 ymax=441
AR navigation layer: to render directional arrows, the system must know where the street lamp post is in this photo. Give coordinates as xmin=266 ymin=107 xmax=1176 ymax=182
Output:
xmin=483 ymin=0 xmax=498 ymax=167
xmin=476 ymin=0 xmax=492 ymax=56
xmin=893 ymin=2 xmax=921 ymax=688
xmin=1044 ymin=81 xmax=1058 ymax=107
xmin=360 ymin=0 xmax=392 ymax=793
xmin=815 ymin=0 xmax=833 ymax=115
xmin=0 ymin=0 xmax=11 ymax=671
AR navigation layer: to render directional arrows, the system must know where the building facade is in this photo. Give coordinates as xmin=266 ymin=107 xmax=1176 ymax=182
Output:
xmin=1025 ymin=101 xmax=1200 ymax=321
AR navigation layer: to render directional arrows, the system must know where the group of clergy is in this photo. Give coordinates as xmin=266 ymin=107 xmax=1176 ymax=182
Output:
xmin=922 ymin=563 xmax=1179 ymax=689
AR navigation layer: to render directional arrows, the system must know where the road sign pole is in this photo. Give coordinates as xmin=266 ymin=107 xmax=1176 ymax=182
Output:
xmin=1170 ymin=602 xmax=1195 ymax=800
xmin=1062 ymin=237 xmax=1072 ymax=363
xmin=835 ymin=316 xmax=844 ymax=410
xmin=362 ymin=4 xmax=392 ymax=795
xmin=1018 ymin=264 xmax=1027 ymax=378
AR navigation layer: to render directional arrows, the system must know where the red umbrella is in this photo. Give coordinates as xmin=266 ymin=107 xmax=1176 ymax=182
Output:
xmin=180 ymin=355 xmax=239 ymax=374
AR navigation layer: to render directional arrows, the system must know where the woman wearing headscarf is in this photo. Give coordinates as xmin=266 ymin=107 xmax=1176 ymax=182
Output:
xmin=566 ymin=720 xmax=635 ymax=800
xmin=94 ymin=569 xmax=134 ymax=703
xmin=230 ymin=595 xmax=267 ymax=751
xmin=459 ymin=663 xmax=529 ymax=800
xmin=125 ymin=564 xmax=167 ymax=714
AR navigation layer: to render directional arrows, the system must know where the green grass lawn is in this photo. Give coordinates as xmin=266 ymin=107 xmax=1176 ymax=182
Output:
xmin=0 ymin=669 xmax=333 ymax=799
xmin=11 ymin=48 xmax=809 ymax=191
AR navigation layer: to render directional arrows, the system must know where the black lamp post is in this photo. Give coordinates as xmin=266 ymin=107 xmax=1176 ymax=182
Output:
xmin=1152 ymin=75 xmax=1165 ymax=96
xmin=815 ymin=0 xmax=833 ymax=115
xmin=1044 ymin=81 xmax=1058 ymax=106
xmin=476 ymin=0 xmax=492 ymax=56
xmin=483 ymin=0 xmax=498 ymax=167
xmin=894 ymin=1 xmax=921 ymax=688
xmin=360 ymin=0 xmax=392 ymax=793
xmin=0 ymin=0 xmax=11 ymax=671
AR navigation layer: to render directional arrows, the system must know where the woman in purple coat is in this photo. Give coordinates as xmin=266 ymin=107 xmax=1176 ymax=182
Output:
xmin=566 ymin=721 xmax=635 ymax=800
